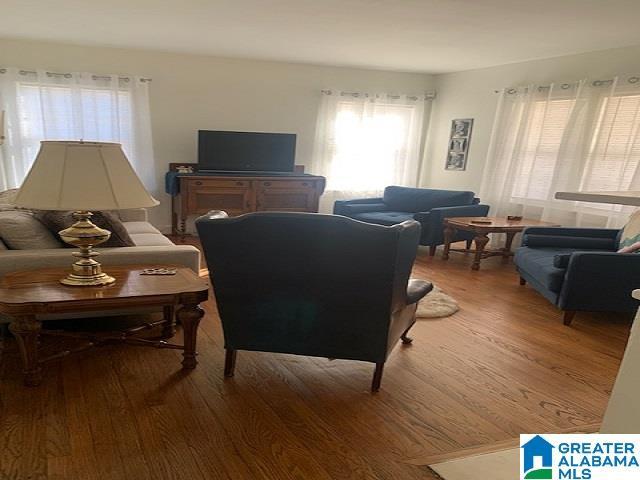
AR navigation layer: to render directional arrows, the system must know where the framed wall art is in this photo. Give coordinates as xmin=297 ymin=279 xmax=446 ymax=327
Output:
xmin=445 ymin=118 xmax=473 ymax=171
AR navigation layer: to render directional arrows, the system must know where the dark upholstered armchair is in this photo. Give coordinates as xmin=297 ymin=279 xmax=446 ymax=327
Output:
xmin=515 ymin=227 xmax=640 ymax=325
xmin=333 ymin=186 xmax=490 ymax=255
xmin=196 ymin=211 xmax=432 ymax=392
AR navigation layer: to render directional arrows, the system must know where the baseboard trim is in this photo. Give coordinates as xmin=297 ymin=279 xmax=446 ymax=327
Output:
xmin=406 ymin=422 xmax=601 ymax=466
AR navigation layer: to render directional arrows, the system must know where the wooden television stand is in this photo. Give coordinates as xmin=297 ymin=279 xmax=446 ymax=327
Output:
xmin=169 ymin=163 xmax=326 ymax=237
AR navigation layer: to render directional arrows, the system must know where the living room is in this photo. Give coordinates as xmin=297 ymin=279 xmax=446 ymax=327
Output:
xmin=0 ymin=2 xmax=639 ymax=479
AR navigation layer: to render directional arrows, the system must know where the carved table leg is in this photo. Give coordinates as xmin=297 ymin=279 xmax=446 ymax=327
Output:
xmin=442 ymin=224 xmax=456 ymax=260
xmin=180 ymin=217 xmax=187 ymax=242
xmin=161 ymin=305 xmax=176 ymax=339
xmin=503 ymin=231 xmax=517 ymax=262
xmin=9 ymin=316 xmax=43 ymax=387
xmin=472 ymin=234 xmax=490 ymax=271
xmin=171 ymin=195 xmax=180 ymax=237
xmin=178 ymin=303 xmax=204 ymax=369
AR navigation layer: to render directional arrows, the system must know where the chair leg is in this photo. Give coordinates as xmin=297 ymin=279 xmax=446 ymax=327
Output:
xmin=519 ymin=277 xmax=526 ymax=286
xmin=466 ymin=239 xmax=473 ymax=250
xmin=400 ymin=322 xmax=415 ymax=344
xmin=429 ymin=245 xmax=437 ymax=256
xmin=224 ymin=349 xmax=237 ymax=377
xmin=563 ymin=311 xmax=577 ymax=326
xmin=371 ymin=362 xmax=385 ymax=393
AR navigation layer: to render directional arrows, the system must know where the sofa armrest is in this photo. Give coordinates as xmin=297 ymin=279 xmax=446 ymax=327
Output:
xmin=0 ymin=245 xmax=201 ymax=277
xmin=117 ymin=208 xmax=148 ymax=222
xmin=559 ymin=252 xmax=640 ymax=311
xmin=337 ymin=203 xmax=388 ymax=215
xmin=333 ymin=197 xmax=385 ymax=215
xmin=414 ymin=204 xmax=490 ymax=246
xmin=415 ymin=203 xmax=490 ymax=223
xmin=522 ymin=227 xmax=619 ymax=249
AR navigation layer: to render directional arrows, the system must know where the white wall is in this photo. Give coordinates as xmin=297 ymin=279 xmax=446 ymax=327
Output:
xmin=0 ymin=37 xmax=434 ymax=230
xmin=423 ymin=45 xmax=640 ymax=197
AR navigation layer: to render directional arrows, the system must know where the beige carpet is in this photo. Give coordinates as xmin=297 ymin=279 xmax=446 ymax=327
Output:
xmin=416 ymin=285 xmax=460 ymax=318
xmin=429 ymin=448 xmax=517 ymax=480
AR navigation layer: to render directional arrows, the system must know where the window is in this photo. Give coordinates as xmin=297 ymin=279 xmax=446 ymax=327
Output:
xmin=511 ymin=98 xmax=575 ymax=202
xmin=0 ymin=68 xmax=155 ymax=192
xmin=16 ymin=83 xmax=133 ymax=176
xmin=582 ymin=94 xmax=640 ymax=193
xmin=481 ymin=78 xmax=640 ymax=228
xmin=511 ymin=94 xmax=640 ymax=205
xmin=312 ymin=91 xmax=428 ymax=204
xmin=329 ymin=101 xmax=415 ymax=191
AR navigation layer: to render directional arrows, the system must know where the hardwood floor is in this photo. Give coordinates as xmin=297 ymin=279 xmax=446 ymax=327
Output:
xmin=0 ymin=243 xmax=632 ymax=479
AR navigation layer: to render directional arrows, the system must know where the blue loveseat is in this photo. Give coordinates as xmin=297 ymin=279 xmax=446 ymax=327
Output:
xmin=333 ymin=186 xmax=489 ymax=255
xmin=515 ymin=227 xmax=640 ymax=325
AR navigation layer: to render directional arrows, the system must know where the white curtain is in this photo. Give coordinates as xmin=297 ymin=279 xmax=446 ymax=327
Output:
xmin=0 ymin=67 xmax=155 ymax=192
xmin=481 ymin=76 xmax=640 ymax=230
xmin=311 ymin=90 xmax=430 ymax=212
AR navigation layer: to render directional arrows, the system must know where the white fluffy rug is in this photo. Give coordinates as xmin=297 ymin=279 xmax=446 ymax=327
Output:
xmin=416 ymin=285 xmax=460 ymax=319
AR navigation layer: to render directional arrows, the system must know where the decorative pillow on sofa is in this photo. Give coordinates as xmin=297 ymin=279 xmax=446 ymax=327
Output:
xmin=617 ymin=210 xmax=640 ymax=253
xmin=0 ymin=188 xmax=23 ymax=212
xmin=0 ymin=210 xmax=63 ymax=249
xmin=35 ymin=211 xmax=135 ymax=248
xmin=383 ymin=186 xmax=475 ymax=213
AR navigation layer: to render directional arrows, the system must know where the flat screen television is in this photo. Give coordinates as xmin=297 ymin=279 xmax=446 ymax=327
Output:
xmin=198 ymin=130 xmax=296 ymax=173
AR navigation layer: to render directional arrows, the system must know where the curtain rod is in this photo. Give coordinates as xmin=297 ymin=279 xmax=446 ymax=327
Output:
xmin=321 ymin=89 xmax=436 ymax=100
xmin=0 ymin=68 xmax=152 ymax=82
xmin=494 ymin=76 xmax=639 ymax=94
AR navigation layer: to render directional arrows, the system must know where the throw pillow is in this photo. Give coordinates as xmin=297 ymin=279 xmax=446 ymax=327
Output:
xmin=0 ymin=210 xmax=63 ymax=249
xmin=617 ymin=209 xmax=640 ymax=253
xmin=618 ymin=241 xmax=640 ymax=254
xmin=35 ymin=211 xmax=135 ymax=248
xmin=0 ymin=188 xmax=25 ymax=212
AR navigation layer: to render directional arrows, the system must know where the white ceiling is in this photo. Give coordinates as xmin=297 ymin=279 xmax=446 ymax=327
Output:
xmin=2 ymin=0 xmax=640 ymax=73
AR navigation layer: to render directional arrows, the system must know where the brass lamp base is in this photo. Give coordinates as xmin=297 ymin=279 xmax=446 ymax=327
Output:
xmin=58 ymin=211 xmax=116 ymax=287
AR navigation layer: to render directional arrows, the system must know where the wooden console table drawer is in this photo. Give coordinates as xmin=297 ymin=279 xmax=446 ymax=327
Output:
xmin=189 ymin=179 xmax=250 ymax=188
xmin=170 ymin=164 xmax=326 ymax=237
xmin=187 ymin=186 xmax=252 ymax=216
xmin=259 ymin=180 xmax=314 ymax=189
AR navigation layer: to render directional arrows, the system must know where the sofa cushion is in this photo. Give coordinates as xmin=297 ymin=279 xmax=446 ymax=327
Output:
xmin=553 ymin=249 xmax=605 ymax=268
xmin=0 ymin=238 xmax=7 ymax=250
xmin=618 ymin=209 xmax=640 ymax=252
xmin=0 ymin=188 xmax=19 ymax=205
xmin=123 ymin=221 xmax=162 ymax=235
xmin=35 ymin=211 xmax=135 ymax=247
xmin=0 ymin=210 xmax=63 ymax=250
xmin=525 ymin=234 xmax=616 ymax=250
xmin=351 ymin=211 xmax=415 ymax=226
xmin=515 ymin=247 xmax=568 ymax=293
xmin=338 ymin=203 xmax=389 ymax=216
xmin=129 ymin=233 xmax=174 ymax=247
xmin=383 ymin=186 xmax=475 ymax=213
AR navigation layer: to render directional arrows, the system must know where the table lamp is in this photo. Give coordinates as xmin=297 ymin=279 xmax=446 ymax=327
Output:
xmin=13 ymin=141 xmax=159 ymax=286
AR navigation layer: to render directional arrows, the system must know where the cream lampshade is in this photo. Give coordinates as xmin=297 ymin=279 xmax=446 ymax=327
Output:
xmin=14 ymin=141 xmax=159 ymax=286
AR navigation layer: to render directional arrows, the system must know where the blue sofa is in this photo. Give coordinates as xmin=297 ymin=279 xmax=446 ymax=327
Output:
xmin=333 ymin=186 xmax=490 ymax=255
xmin=515 ymin=227 xmax=640 ymax=325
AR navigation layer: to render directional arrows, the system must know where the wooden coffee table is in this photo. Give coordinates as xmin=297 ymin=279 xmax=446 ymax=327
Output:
xmin=442 ymin=217 xmax=560 ymax=270
xmin=0 ymin=265 xmax=209 ymax=386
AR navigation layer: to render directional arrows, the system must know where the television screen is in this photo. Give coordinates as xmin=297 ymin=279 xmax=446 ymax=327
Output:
xmin=198 ymin=130 xmax=296 ymax=173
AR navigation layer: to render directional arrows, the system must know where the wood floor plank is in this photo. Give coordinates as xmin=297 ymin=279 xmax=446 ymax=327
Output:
xmin=0 ymin=244 xmax=631 ymax=479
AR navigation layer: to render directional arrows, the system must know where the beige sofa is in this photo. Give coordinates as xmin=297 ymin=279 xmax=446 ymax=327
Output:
xmin=0 ymin=207 xmax=200 ymax=277
xmin=0 ymin=199 xmax=201 ymax=323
